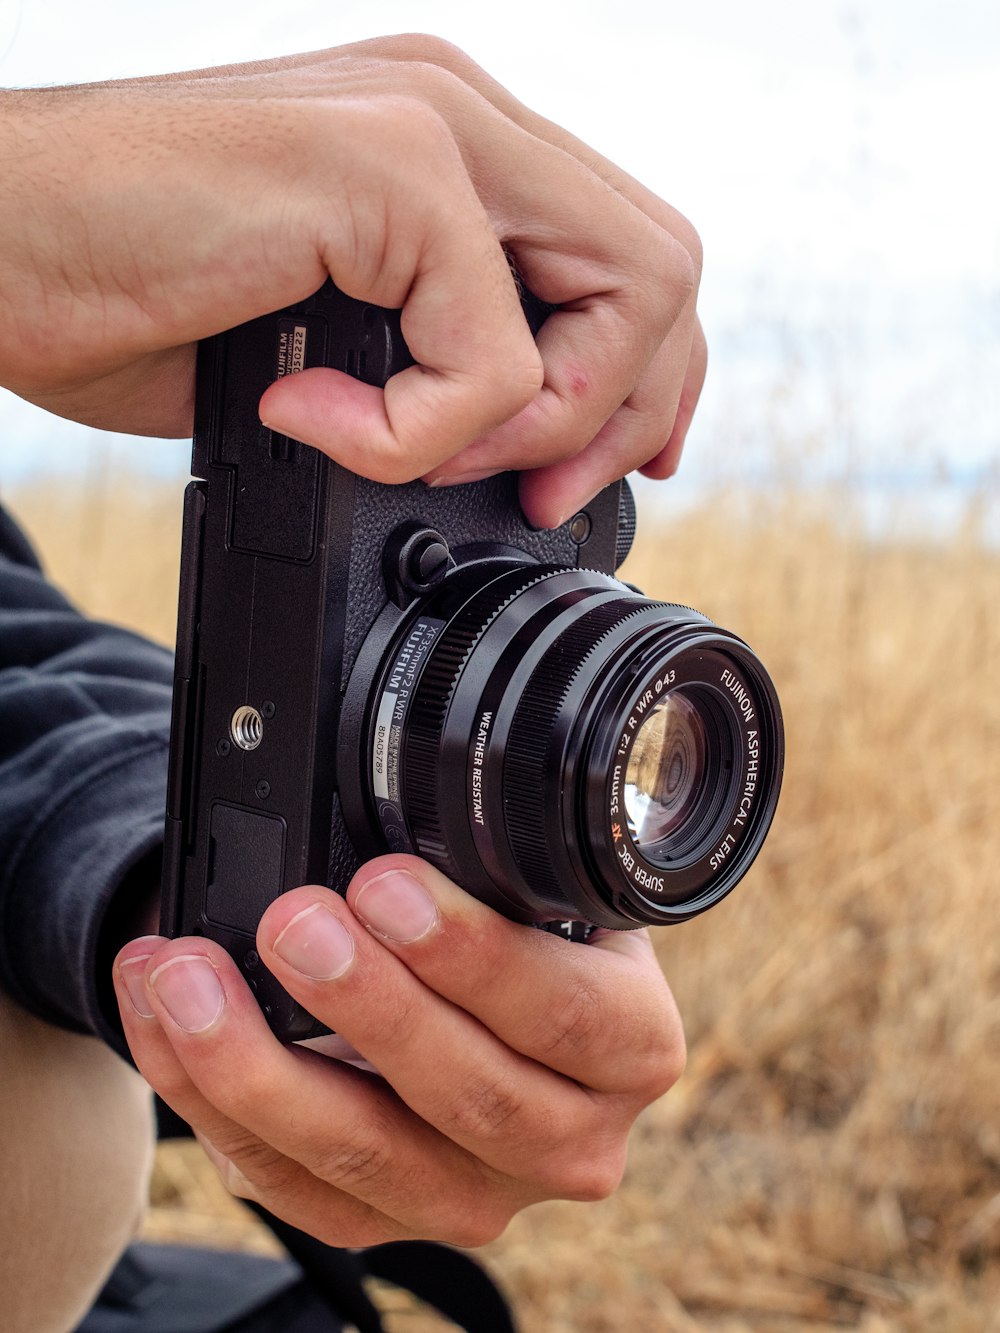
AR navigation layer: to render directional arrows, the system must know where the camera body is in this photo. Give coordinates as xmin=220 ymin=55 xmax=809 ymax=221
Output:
xmin=162 ymin=281 xmax=784 ymax=1042
xmin=161 ymin=281 xmax=631 ymax=1038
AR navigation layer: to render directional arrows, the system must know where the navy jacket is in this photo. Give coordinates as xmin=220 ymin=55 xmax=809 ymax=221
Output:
xmin=0 ymin=503 xmax=173 ymax=1055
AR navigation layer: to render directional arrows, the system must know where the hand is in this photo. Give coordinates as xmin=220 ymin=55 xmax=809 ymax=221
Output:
xmin=113 ymin=854 xmax=685 ymax=1247
xmin=0 ymin=36 xmax=704 ymax=527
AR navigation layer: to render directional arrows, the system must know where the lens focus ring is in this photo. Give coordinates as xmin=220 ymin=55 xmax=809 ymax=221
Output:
xmin=402 ymin=567 xmax=548 ymax=873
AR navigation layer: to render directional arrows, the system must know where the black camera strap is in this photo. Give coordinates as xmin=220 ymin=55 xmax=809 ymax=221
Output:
xmin=249 ymin=1201 xmax=518 ymax=1333
xmin=79 ymin=1229 xmax=517 ymax=1333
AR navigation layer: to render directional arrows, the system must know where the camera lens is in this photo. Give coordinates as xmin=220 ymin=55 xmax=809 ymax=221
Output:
xmin=349 ymin=562 xmax=783 ymax=930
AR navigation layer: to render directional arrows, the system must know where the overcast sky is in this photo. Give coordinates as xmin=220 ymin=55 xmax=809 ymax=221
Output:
xmin=0 ymin=0 xmax=997 ymax=491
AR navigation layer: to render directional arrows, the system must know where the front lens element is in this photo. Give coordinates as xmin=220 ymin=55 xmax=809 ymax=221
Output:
xmin=624 ymin=691 xmax=708 ymax=850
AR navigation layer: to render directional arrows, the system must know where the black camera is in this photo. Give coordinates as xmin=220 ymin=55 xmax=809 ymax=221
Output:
xmin=161 ymin=281 xmax=784 ymax=1040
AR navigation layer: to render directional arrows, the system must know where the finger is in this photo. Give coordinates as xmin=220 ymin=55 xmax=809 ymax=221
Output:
xmin=518 ymin=313 xmax=707 ymax=527
xmin=257 ymin=885 xmax=629 ymax=1198
xmin=364 ymin=42 xmax=703 ymax=484
xmin=256 ymin=101 xmax=543 ymax=484
xmin=305 ymin=63 xmax=696 ymax=484
xmin=349 ymin=858 xmax=684 ymax=1100
xmin=268 ymin=857 xmax=684 ymax=1101
xmin=639 ymin=316 xmax=708 ymax=482
xmin=130 ymin=52 xmax=695 ymax=485
xmin=419 ymin=228 xmax=695 ymax=488
xmin=114 ymin=937 xmax=405 ymax=1245
xmin=113 ymin=935 xmax=521 ymax=1246
xmin=190 ymin=1125 xmax=405 ymax=1249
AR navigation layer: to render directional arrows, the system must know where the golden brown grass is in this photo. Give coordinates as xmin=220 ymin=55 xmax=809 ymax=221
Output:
xmin=8 ymin=474 xmax=999 ymax=1330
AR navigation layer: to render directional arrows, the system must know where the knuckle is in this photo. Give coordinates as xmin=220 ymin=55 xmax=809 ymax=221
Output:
xmin=654 ymin=447 xmax=682 ymax=481
xmin=368 ymin=437 xmax=426 ymax=485
xmin=531 ymin=978 xmax=604 ymax=1060
xmin=224 ymin=1136 xmax=299 ymax=1197
xmin=395 ymin=34 xmax=480 ymax=80
xmin=222 ymin=1169 xmax=256 ymax=1201
xmin=144 ymin=1064 xmax=193 ymax=1108
xmin=388 ymin=88 xmax=455 ymax=150
xmin=315 ymin=1213 xmax=408 ymax=1251
xmin=415 ymin=1172 xmax=521 ymax=1248
xmin=209 ymin=1064 xmax=277 ymax=1126
xmin=439 ymin=1205 xmax=513 ymax=1249
xmin=638 ymin=229 xmax=700 ymax=323
xmin=308 ymin=1135 xmax=395 ymax=1192
xmin=401 ymin=55 xmax=472 ymax=107
xmin=671 ymin=215 xmax=703 ymax=282
xmin=631 ymin=1012 xmax=687 ymax=1102
xmin=562 ymin=1143 xmax=629 ymax=1202
xmin=659 ymin=235 xmax=698 ymax=307
xmin=509 ymin=351 xmax=546 ymax=404
xmin=347 ymin=92 xmax=459 ymax=174
xmin=362 ymin=979 xmax=424 ymax=1054
xmin=667 ymin=230 xmax=700 ymax=302
xmin=442 ymin=1069 xmax=527 ymax=1141
xmin=476 ymin=353 xmax=543 ymax=419
xmin=517 ymin=1130 xmax=627 ymax=1203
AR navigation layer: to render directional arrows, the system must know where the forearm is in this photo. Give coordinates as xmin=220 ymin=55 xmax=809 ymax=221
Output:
xmin=0 ymin=507 xmax=172 ymax=1053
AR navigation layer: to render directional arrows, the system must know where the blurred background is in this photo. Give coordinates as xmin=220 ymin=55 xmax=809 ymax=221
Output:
xmin=2 ymin=1 xmax=998 ymax=1328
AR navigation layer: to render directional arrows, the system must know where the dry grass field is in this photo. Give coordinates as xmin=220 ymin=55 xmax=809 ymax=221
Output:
xmin=7 ymin=473 xmax=999 ymax=1331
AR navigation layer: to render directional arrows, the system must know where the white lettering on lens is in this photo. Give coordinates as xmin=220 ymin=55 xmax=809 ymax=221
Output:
xmin=710 ymin=832 xmax=737 ymax=872
xmin=720 ymin=668 xmax=756 ymax=723
xmin=610 ymin=764 xmax=622 ymax=817
xmin=633 ymin=688 xmax=655 ymax=721
xmin=633 ymin=865 xmax=664 ymax=893
xmin=471 ymin=711 xmax=493 ymax=826
xmin=733 ymin=729 xmax=761 ymax=828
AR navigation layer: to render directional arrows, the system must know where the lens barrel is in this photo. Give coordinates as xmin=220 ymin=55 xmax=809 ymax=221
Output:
xmin=355 ymin=562 xmax=783 ymax=930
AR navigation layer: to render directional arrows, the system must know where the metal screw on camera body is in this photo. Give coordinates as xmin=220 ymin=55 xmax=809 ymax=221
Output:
xmin=231 ymin=704 xmax=263 ymax=751
xmin=569 ymin=512 xmax=592 ymax=544
xmin=255 ymin=780 xmax=271 ymax=801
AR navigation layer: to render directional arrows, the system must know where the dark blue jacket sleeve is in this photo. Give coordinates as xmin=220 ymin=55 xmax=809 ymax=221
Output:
xmin=0 ymin=502 xmax=173 ymax=1055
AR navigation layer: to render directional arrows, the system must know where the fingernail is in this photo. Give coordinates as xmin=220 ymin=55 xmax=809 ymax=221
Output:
xmin=272 ymin=903 xmax=355 ymax=980
xmin=551 ymin=506 xmax=582 ymax=531
xmin=195 ymin=1132 xmax=255 ymax=1198
xmin=118 ymin=955 xmax=154 ymax=1019
xmin=149 ymin=955 xmax=225 ymax=1033
xmin=353 ymin=870 xmax=439 ymax=943
xmin=425 ymin=467 xmax=499 ymax=488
